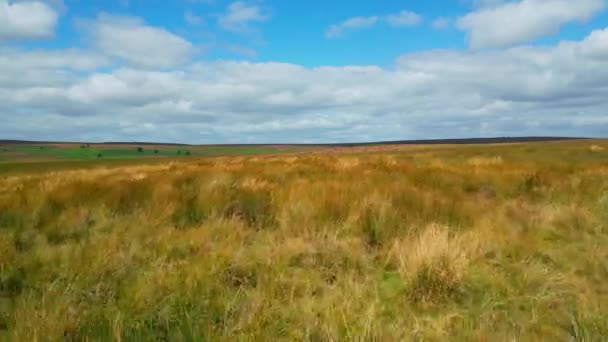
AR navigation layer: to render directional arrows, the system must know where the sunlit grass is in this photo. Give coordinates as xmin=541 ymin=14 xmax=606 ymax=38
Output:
xmin=1 ymin=140 xmax=607 ymax=340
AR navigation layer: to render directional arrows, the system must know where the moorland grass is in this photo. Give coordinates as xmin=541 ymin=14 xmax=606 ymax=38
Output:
xmin=0 ymin=140 xmax=607 ymax=340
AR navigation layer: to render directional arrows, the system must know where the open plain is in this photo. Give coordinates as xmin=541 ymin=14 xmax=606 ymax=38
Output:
xmin=1 ymin=139 xmax=607 ymax=340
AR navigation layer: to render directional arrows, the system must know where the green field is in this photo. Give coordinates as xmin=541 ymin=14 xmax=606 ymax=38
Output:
xmin=0 ymin=144 xmax=312 ymax=163
xmin=0 ymin=144 xmax=315 ymax=176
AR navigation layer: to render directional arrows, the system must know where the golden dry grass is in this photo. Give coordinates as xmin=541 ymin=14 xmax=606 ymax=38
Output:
xmin=0 ymin=140 xmax=607 ymax=340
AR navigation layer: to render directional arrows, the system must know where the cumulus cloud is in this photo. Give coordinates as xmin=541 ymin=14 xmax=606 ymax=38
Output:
xmin=581 ymin=28 xmax=608 ymax=58
xmin=0 ymin=48 xmax=108 ymax=90
xmin=81 ymin=13 xmax=195 ymax=68
xmin=328 ymin=10 xmax=422 ymax=38
xmin=326 ymin=16 xmax=379 ymax=38
xmin=458 ymin=0 xmax=606 ymax=49
xmin=0 ymin=48 xmax=108 ymax=71
xmin=0 ymin=0 xmax=58 ymax=41
xmin=219 ymin=1 xmax=270 ymax=33
xmin=386 ymin=11 xmax=423 ymax=27
xmin=2 ymin=27 xmax=608 ymax=142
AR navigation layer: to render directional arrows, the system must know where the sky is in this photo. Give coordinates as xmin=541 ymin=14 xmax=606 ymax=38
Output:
xmin=1 ymin=0 xmax=608 ymax=143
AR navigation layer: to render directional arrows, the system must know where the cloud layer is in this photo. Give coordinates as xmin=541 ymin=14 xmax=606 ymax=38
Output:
xmin=80 ymin=14 xmax=195 ymax=68
xmin=327 ymin=10 xmax=423 ymax=38
xmin=326 ymin=16 xmax=379 ymax=38
xmin=458 ymin=0 xmax=605 ymax=49
xmin=2 ymin=25 xmax=608 ymax=143
xmin=0 ymin=1 xmax=607 ymax=143
xmin=219 ymin=1 xmax=270 ymax=33
xmin=0 ymin=0 xmax=58 ymax=41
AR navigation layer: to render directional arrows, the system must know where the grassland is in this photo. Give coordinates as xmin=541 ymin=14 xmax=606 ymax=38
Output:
xmin=1 ymin=140 xmax=607 ymax=340
xmin=0 ymin=143 xmax=313 ymax=164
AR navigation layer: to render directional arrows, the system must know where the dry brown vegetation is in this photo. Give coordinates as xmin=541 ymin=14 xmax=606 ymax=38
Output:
xmin=1 ymin=140 xmax=607 ymax=340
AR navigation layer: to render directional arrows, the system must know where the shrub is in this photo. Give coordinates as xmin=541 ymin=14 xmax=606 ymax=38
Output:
xmin=137 ymin=147 xmax=144 ymax=153
xmin=0 ymin=210 xmax=22 ymax=229
xmin=0 ymin=268 xmax=25 ymax=297
xmin=407 ymin=256 xmax=460 ymax=305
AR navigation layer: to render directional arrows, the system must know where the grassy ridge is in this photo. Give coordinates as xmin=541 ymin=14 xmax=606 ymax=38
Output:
xmin=1 ymin=141 xmax=607 ymax=340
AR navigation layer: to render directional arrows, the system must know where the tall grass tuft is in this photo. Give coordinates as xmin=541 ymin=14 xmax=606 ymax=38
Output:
xmin=388 ymin=224 xmax=474 ymax=305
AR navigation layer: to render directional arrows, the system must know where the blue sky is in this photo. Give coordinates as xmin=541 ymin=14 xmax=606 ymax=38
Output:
xmin=1 ymin=0 xmax=608 ymax=143
xmin=28 ymin=0 xmax=608 ymax=65
xmin=29 ymin=0 xmax=472 ymax=66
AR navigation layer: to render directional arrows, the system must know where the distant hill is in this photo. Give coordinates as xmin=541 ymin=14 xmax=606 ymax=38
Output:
xmin=0 ymin=136 xmax=588 ymax=147
xmin=320 ymin=136 xmax=588 ymax=147
xmin=0 ymin=140 xmax=189 ymax=146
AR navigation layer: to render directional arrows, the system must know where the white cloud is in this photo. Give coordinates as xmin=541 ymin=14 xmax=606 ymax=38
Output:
xmin=81 ymin=14 xmax=195 ymax=68
xmin=581 ymin=28 xmax=608 ymax=58
xmin=0 ymin=48 xmax=108 ymax=71
xmin=2 ymin=27 xmax=608 ymax=142
xmin=0 ymin=0 xmax=58 ymax=41
xmin=219 ymin=1 xmax=270 ymax=33
xmin=326 ymin=16 xmax=379 ymax=38
xmin=432 ymin=17 xmax=451 ymax=30
xmin=386 ymin=11 xmax=423 ymax=27
xmin=0 ymin=48 xmax=108 ymax=89
xmin=458 ymin=0 xmax=606 ymax=49
xmin=328 ymin=10 xmax=422 ymax=38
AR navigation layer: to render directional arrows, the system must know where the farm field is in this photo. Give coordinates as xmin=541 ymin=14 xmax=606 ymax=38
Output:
xmin=0 ymin=143 xmax=314 ymax=163
xmin=1 ymin=139 xmax=608 ymax=340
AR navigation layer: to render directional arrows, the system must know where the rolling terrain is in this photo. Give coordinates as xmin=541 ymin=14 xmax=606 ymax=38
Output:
xmin=1 ymin=139 xmax=607 ymax=340
xmin=0 ymin=136 xmax=585 ymax=168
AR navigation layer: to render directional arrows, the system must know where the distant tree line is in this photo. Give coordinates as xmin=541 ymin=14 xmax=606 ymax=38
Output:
xmin=137 ymin=147 xmax=191 ymax=156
